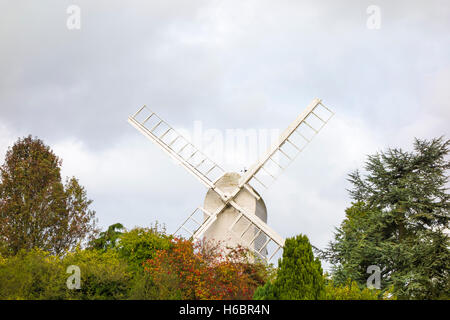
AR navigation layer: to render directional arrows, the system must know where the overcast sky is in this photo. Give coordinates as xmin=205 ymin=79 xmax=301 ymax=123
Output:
xmin=1 ymin=1 xmax=449 ymax=268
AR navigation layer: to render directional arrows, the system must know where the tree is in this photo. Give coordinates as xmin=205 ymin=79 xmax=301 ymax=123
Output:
xmin=0 ymin=135 xmax=98 ymax=255
xmin=89 ymin=223 xmax=124 ymax=252
xmin=324 ymin=137 xmax=450 ymax=299
xmin=143 ymin=237 xmax=269 ymax=300
xmin=116 ymin=223 xmax=172 ymax=273
xmin=254 ymin=234 xmax=325 ymax=300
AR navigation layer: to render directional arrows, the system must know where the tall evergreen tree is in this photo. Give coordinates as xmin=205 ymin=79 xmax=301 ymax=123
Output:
xmin=324 ymin=137 xmax=450 ymax=299
xmin=0 ymin=135 xmax=98 ymax=255
xmin=255 ymin=234 xmax=325 ymax=300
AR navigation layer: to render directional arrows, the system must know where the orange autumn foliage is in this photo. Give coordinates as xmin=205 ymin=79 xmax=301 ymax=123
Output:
xmin=143 ymin=237 xmax=269 ymax=300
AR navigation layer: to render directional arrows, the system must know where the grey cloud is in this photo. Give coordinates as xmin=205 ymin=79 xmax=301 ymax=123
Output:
xmin=2 ymin=0 xmax=449 ymax=150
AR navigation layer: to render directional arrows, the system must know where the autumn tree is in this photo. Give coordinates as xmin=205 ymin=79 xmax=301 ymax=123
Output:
xmin=143 ymin=238 xmax=269 ymax=300
xmin=0 ymin=135 xmax=98 ymax=255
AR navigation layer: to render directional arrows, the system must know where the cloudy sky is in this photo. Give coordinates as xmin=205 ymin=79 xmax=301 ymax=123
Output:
xmin=1 ymin=1 xmax=449 ymax=268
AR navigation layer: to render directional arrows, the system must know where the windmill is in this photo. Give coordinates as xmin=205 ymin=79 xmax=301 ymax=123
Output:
xmin=128 ymin=98 xmax=334 ymax=262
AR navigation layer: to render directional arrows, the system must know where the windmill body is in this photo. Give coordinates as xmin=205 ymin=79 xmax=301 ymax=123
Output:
xmin=203 ymin=172 xmax=267 ymax=253
xmin=128 ymin=98 xmax=334 ymax=262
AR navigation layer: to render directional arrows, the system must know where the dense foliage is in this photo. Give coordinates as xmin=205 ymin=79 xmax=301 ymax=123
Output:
xmin=0 ymin=224 xmax=270 ymax=300
xmin=323 ymin=137 xmax=450 ymax=299
xmin=0 ymin=247 xmax=130 ymax=300
xmin=0 ymin=248 xmax=65 ymax=299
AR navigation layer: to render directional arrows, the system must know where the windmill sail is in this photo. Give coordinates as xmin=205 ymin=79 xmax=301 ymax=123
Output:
xmin=129 ymin=100 xmax=334 ymax=264
xmin=228 ymin=212 xmax=283 ymax=261
xmin=227 ymin=199 xmax=284 ymax=261
xmin=174 ymin=206 xmax=218 ymax=240
xmin=128 ymin=106 xmax=225 ymax=189
xmin=238 ymin=98 xmax=334 ymax=191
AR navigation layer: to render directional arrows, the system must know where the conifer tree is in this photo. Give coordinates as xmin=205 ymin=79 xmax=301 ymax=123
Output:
xmin=324 ymin=137 xmax=450 ymax=299
xmin=255 ymin=234 xmax=325 ymax=300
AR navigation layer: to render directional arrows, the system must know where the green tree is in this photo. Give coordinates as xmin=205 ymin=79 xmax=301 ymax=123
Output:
xmin=254 ymin=234 xmax=325 ymax=300
xmin=116 ymin=223 xmax=172 ymax=273
xmin=89 ymin=223 xmax=124 ymax=252
xmin=0 ymin=136 xmax=98 ymax=255
xmin=324 ymin=137 xmax=450 ymax=299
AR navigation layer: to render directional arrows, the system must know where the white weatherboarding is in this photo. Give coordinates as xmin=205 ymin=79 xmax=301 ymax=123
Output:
xmin=128 ymin=98 xmax=334 ymax=263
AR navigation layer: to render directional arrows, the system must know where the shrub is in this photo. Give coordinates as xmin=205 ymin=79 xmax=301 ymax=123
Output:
xmin=62 ymin=248 xmax=131 ymax=300
xmin=324 ymin=278 xmax=396 ymax=300
xmin=0 ymin=249 xmax=65 ymax=299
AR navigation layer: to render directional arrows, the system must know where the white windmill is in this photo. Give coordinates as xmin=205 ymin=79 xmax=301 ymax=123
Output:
xmin=128 ymin=98 xmax=334 ymax=262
